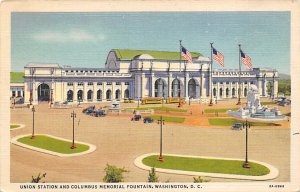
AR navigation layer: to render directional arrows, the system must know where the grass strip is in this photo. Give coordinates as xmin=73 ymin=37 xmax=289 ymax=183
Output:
xmin=17 ymin=135 xmax=89 ymax=154
xmin=10 ymin=124 xmax=20 ymax=129
xmin=150 ymin=116 xmax=185 ymax=123
xmin=208 ymin=118 xmax=280 ymax=126
xmin=142 ymin=155 xmax=270 ymax=176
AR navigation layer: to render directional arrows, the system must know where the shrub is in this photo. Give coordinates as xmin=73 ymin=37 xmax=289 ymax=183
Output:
xmin=193 ymin=176 xmax=210 ymax=183
xmin=31 ymin=173 xmax=46 ymax=183
xmin=148 ymin=167 xmax=159 ymax=182
xmin=103 ymin=164 xmax=129 ymax=183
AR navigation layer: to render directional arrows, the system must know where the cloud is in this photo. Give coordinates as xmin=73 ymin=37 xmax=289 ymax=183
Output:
xmin=32 ymin=29 xmax=106 ymax=43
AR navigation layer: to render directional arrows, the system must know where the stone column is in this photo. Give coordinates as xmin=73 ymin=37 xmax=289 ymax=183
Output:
xmin=274 ymin=80 xmax=278 ymax=98
xmin=73 ymin=82 xmax=77 ymax=102
xmin=83 ymin=82 xmax=87 ymax=102
xmin=229 ymin=82 xmax=233 ymax=98
xmin=168 ymin=73 xmax=172 ymax=98
xmin=93 ymin=82 xmax=97 ymax=102
xmin=185 ymin=72 xmax=189 ymax=98
xmin=151 ymin=75 xmax=155 ymax=97
xmin=111 ymin=82 xmax=115 ymax=100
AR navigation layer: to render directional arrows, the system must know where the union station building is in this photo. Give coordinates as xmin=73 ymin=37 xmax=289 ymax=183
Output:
xmin=15 ymin=49 xmax=279 ymax=104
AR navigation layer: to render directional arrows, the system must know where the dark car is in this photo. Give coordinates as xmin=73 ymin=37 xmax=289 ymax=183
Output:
xmin=231 ymin=123 xmax=243 ymax=130
xmin=94 ymin=110 xmax=106 ymax=117
xmin=143 ymin=117 xmax=154 ymax=123
xmin=131 ymin=115 xmax=142 ymax=121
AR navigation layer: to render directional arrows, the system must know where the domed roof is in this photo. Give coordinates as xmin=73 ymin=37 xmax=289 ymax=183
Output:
xmin=133 ymin=54 xmax=154 ymax=60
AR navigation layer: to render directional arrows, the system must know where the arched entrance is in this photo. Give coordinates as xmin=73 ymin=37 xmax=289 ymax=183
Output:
xmin=232 ymin=88 xmax=236 ymax=97
xmin=244 ymin=88 xmax=248 ymax=97
xmin=106 ymin=90 xmax=112 ymax=100
xmin=213 ymin=88 xmax=217 ymax=97
xmin=77 ymin=90 xmax=83 ymax=102
xmin=219 ymin=88 xmax=223 ymax=98
xmin=188 ymin=79 xmax=196 ymax=98
xmin=87 ymin=90 xmax=93 ymax=101
xmin=37 ymin=83 xmax=50 ymax=101
xmin=171 ymin=79 xmax=181 ymax=97
xmin=115 ymin=89 xmax=121 ymax=100
xmin=154 ymin=78 xmax=167 ymax=98
xmin=67 ymin=90 xmax=73 ymax=102
xmin=124 ymin=89 xmax=129 ymax=99
xmin=97 ymin=90 xmax=102 ymax=101
xmin=226 ymin=88 xmax=229 ymax=98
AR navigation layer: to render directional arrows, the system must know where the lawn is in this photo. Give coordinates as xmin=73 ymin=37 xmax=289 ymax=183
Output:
xmin=150 ymin=116 xmax=185 ymax=123
xmin=208 ymin=118 xmax=280 ymax=126
xmin=17 ymin=135 xmax=89 ymax=154
xmin=260 ymin=102 xmax=276 ymax=105
xmin=10 ymin=124 xmax=20 ymax=129
xmin=127 ymin=106 xmax=187 ymax=112
xmin=142 ymin=155 xmax=270 ymax=176
xmin=204 ymin=108 xmax=239 ymax=113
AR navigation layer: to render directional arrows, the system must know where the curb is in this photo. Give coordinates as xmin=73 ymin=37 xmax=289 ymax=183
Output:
xmin=11 ymin=134 xmax=97 ymax=157
xmin=134 ymin=153 xmax=279 ymax=181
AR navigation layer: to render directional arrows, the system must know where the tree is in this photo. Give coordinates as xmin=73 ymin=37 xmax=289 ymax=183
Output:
xmin=148 ymin=167 xmax=159 ymax=182
xmin=31 ymin=173 xmax=46 ymax=183
xmin=193 ymin=176 xmax=210 ymax=183
xmin=103 ymin=164 xmax=129 ymax=183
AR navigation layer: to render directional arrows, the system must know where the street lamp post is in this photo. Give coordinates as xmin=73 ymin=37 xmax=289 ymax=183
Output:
xmin=31 ymin=106 xmax=36 ymax=139
xmin=243 ymin=120 xmax=251 ymax=168
xmin=157 ymin=115 xmax=165 ymax=162
xmin=70 ymin=110 xmax=77 ymax=149
xmin=137 ymin=97 xmax=140 ymax=108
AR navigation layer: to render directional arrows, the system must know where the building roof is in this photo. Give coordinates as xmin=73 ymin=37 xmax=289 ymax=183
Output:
xmin=10 ymin=72 xmax=24 ymax=83
xmin=25 ymin=63 xmax=60 ymax=68
xmin=112 ymin=49 xmax=202 ymax=61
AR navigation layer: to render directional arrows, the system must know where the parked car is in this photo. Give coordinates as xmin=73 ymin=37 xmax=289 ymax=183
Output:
xmin=94 ymin=110 xmax=106 ymax=117
xmin=143 ymin=117 xmax=154 ymax=123
xmin=131 ymin=114 xmax=142 ymax=121
xmin=231 ymin=123 xmax=243 ymax=130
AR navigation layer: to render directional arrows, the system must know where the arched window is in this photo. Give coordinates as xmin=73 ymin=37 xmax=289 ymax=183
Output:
xmin=188 ymin=79 xmax=196 ymax=98
xmin=154 ymin=78 xmax=166 ymax=98
xmin=232 ymin=88 xmax=236 ymax=97
xmin=226 ymin=88 xmax=229 ymax=98
xmin=244 ymin=88 xmax=247 ymax=97
xmin=115 ymin=89 xmax=121 ymax=100
xmin=171 ymin=79 xmax=181 ymax=97
xmin=124 ymin=89 xmax=129 ymax=99
xmin=97 ymin=90 xmax=102 ymax=101
xmin=213 ymin=88 xmax=216 ymax=97
xmin=106 ymin=90 xmax=112 ymax=100
xmin=219 ymin=88 xmax=223 ymax=97
xmin=37 ymin=83 xmax=50 ymax=101
xmin=77 ymin=90 xmax=83 ymax=102
xmin=67 ymin=90 xmax=73 ymax=102
xmin=87 ymin=90 xmax=93 ymax=101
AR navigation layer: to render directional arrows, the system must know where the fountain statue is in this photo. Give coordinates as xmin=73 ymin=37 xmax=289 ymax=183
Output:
xmin=227 ymin=85 xmax=285 ymax=121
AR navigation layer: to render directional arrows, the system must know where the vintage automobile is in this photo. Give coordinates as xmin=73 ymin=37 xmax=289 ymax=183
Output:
xmin=143 ymin=117 xmax=154 ymax=123
xmin=231 ymin=123 xmax=243 ymax=130
xmin=131 ymin=114 xmax=142 ymax=121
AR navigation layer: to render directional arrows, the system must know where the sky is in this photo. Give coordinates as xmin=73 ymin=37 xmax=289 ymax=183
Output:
xmin=12 ymin=12 xmax=290 ymax=74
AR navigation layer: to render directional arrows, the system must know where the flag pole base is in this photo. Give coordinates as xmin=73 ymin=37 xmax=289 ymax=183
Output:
xmin=158 ymin=155 xmax=164 ymax=162
xmin=70 ymin=144 xmax=77 ymax=149
xmin=243 ymin=162 xmax=250 ymax=168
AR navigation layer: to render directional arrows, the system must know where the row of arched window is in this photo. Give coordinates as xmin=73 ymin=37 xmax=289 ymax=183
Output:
xmin=67 ymin=89 xmax=130 ymax=102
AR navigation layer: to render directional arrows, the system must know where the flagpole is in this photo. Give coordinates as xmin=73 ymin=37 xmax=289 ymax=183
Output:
xmin=178 ymin=40 xmax=182 ymax=108
xmin=237 ymin=44 xmax=242 ymax=105
xmin=209 ymin=43 xmax=214 ymax=106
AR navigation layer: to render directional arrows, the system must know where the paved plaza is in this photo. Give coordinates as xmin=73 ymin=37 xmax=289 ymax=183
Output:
xmin=10 ymin=99 xmax=290 ymax=183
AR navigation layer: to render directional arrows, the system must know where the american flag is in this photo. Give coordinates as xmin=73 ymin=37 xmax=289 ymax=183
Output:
xmin=240 ymin=50 xmax=253 ymax=70
xmin=181 ymin=46 xmax=193 ymax=64
xmin=212 ymin=47 xmax=224 ymax=67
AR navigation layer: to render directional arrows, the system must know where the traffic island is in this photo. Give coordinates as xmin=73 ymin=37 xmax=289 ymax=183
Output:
xmin=10 ymin=123 xmax=25 ymax=130
xmin=134 ymin=153 xmax=279 ymax=180
xmin=11 ymin=134 xmax=96 ymax=157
